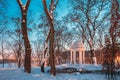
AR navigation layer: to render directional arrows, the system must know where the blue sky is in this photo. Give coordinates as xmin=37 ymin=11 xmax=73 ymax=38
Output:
xmin=6 ymin=0 xmax=69 ymax=20
xmin=0 ymin=0 xmax=69 ymax=36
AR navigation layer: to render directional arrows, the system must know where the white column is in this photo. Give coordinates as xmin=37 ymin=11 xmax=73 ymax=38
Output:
xmin=81 ymin=51 xmax=84 ymax=64
xmin=73 ymin=51 xmax=76 ymax=64
xmin=70 ymin=50 xmax=73 ymax=64
xmin=79 ymin=51 xmax=82 ymax=64
xmin=83 ymin=51 xmax=85 ymax=64
xmin=81 ymin=51 xmax=83 ymax=64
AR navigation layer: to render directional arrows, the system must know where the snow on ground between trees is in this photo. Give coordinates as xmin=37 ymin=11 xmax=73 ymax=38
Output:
xmin=0 ymin=64 xmax=119 ymax=80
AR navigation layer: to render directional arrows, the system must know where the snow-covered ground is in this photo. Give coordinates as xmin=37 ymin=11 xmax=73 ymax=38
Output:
xmin=0 ymin=63 xmax=17 ymax=68
xmin=56 ymin=64 xmax=102 ymax=70
xmin=0 ymin=64 xmax=120 ymax=80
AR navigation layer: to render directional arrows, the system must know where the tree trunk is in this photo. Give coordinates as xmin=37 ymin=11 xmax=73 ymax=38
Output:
xmin=18 ymin=33 xmax=21 ymax=68
xmin=49 ymin=23 xmax=56 ymax=76
xmin=18 ymin=45 xmax=21 ymax=68
xmin=2 ymin=41 xmax=4 ymax=68
xmin=1 ymin=34 xmax=4 ymax=68
xmin=22 ymin=9 xmax=31 ymax=73
xmin=17 ymin=51 xmax=21 ymax=68
xmin=17 ymin=0 xmax=31 ymax=73
xmin=42 ymin=0 xmax=57 ymax=76
xmin=89 ymin=41 xmax=97 ymax=65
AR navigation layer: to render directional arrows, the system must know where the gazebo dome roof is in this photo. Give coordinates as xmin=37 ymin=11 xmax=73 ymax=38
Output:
xmin=70 ymin=41 xmax=85 ymax=49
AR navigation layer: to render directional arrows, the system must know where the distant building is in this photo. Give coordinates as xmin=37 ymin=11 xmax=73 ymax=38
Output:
xmin=70 ymin=41 xmax=85 ymax=64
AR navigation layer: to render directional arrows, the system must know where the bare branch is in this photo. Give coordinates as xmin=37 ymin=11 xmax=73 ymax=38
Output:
xmin=25 ymin=0 xmax=31 ymax=12
xmin=45 ymin=29 xmax=51 ymax=42
xmin=17 ymin=0 xmax=23 ymax=11
xmin=54 ymin=0 xmax=59 ymax=10
xmin=42 ymin=0 xmax=51 ymax=20
xmin=96 ymin=13 xmax=110 ymax=30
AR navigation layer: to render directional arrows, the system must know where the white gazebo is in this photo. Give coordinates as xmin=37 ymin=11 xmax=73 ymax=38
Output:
xmin=70 ymin=41 xmax=85 ymax=64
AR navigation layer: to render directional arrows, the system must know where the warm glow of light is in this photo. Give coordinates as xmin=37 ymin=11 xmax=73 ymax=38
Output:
xmin=115 ymin=56 xmax=120 ymax=64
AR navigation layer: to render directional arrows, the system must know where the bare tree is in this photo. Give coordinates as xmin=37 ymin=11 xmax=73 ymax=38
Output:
xmin=108 ymin=0 xmax=120 ymax=79
xmin=102 ymin=0 xmax=120 ymax=79
xmin=54 ymin=20 xmax=73 ymax=64
xmin=7 ymin=30 xmax=23 ymax=68
xmin=0 ymin=24 xmax=7 ymax=68
xmin=69 ymin=0 xmax=110 ymax=64
xmin=9 ymin=17 xmax=23 ymax=68
xmin=0 ymin=34 xmax=4 ymax=67
xmin=17 ymin=0 xmax=31 ymax=73
xmin=42 ymin=0 xmax=59 ymax=76
xmin=0 ymin=0 xmax=7 ymax=33
xmin=110 ymin=0 xmax=120 ymax=50
xmin=0 ymin=0 xmax=7 ymax=67
xmin=32 ymin=40 xmax=43 ymax=66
